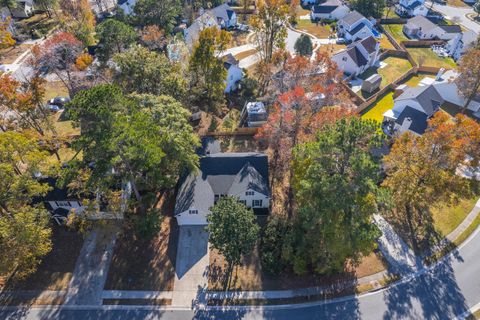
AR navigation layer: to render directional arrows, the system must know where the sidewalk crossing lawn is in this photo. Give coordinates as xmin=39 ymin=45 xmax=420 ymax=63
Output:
xmin=407 ymin=48 xmax=457 ymax=69
xmin=360 ymin=91 xmax=395 ymax=123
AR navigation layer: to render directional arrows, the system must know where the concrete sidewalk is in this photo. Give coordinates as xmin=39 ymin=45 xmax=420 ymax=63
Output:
xmin=171 ymin=226 xmax=210 ymax=308
xmin=373 ymin=214 xmax=423 ymax=274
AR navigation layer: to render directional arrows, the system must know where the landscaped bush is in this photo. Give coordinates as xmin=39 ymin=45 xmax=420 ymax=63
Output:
xmin=260 ymin=216 xmax=290 ymax=275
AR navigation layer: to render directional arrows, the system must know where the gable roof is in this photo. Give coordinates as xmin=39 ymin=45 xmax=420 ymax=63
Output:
xmin=228 ymin=163 xmax=269 ymax=196
xmin=438 ymin=24 xmax=462 ymax=34
xmin=223 ymin=53 xmax=239 ymax=70
xmin=347 ymin=46 xmax=368 ymax=67
xmin=359 ymin=36 xmax=378 ymax=53
xmin=185 ymin=11 xmax=218 ymax=45
xmin=348 ymin=22 xmax=368 ymax=35
xmin=395 ymin=106 xmax=429 ymax=135
xmin=210 ymin=3 xmax=235 ymax=22
xmin=396 ymin=85 xmax=444 ymax=115
xmin=340 ymin=11 xmax=366 ymax=27
xmin=312 ymin=4 xmax=339 ymax=13
xmin=405 ymin=15 xmax=437 ymax=34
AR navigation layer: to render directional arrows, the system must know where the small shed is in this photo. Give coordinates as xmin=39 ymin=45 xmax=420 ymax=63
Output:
xmin=361 ymin=74 xmax=382 ymax=93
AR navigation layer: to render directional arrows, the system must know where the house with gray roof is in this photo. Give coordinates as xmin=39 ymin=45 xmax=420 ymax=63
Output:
xmin=403 ymin=15 xmax=462 ymax=40
xmin=337 ymin=11 xmax=380 ymax=41
xmin=310 ymin=0 xmax=349 ymax=21
xmin=396 ymin=0 xmax=428 ymax=17
xmin=331 ymin=36 xmax=380 ymax=76
xmin=447 ymin=30 xmax=478 ymax=60
xmin=174 ymin=151 xmax=270 ymax=225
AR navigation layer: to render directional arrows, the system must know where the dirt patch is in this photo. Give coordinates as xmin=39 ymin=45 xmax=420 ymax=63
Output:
xmin=4 ymin=226 xmax=84 ymax=291
xmin=105 ymin=216 xmax=178 ymax=291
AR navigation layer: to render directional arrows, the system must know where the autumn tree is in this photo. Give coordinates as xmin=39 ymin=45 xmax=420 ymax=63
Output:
xmin=0 ymin=17 xmax=15 ymax=49
xmin=188 ymin=27 xmax=231 ymax=113
xmin=207 ymin=196 xmax=260 ymax=289
xmin=0 ymin=132 xmax=53 ymax=279
xmin=294 ymin=34 xmax=313 ymax=57
xmin=382 ymin=112 xmax=480 ymax=251
xmin=250 ymin=0 xmax=289 ymax=63
xmin=455 ymin=48 xmax=480 ymax=112
xmin=96 ymin=19 xmax=137 ymax=62
xmin=67 ymin=85 xmax=199 ymax=213
xmin=351 ymin=0 xmax=386 ymax=19
xmin=284 ymin=117 xmax=384 ymax=275
xmin=113 ymin=46 xmax=186 ymax=100
xmin=32 ymin=32 xmax=84 ymax=96
xmin=59 ymin=0 xmax=96 ymax=45
xmin=140 ymin=25 xmax=166 ymax=51
xmin=133 ymin=0 xmax=181 ymax=32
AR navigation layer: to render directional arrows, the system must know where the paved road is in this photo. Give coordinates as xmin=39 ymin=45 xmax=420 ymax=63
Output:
xmin=2 ymin=224 xmax=480 ymax=319
xmin=426 ymin=1 xmax=480 ymax=33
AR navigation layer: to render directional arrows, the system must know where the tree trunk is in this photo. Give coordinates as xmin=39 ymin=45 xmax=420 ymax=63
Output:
xmin=462 ymin=78 xmax=480 ymax=114
xmin=405 ymin=204 xmax=419 ymax=252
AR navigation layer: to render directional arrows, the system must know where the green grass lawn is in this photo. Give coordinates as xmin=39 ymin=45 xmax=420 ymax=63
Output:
xmin=431 ymin=196 xmax=480 ymax=237
xmin=360 ymin=91 xmax=394 ymax=123
xmin=407 ymin=47 xmax=457 ymax=69
xmin=379 ymin=35 xmax=396 ymax=49
xmin=359 ymin=57 xmax=412 ymax=95
xmin=382 ymin=8 xmax=400 ymax=19
xmin=295 ymin=19 xmax=334 ymax=38
xmin=383 ymin=24 xmax=409 ymax=43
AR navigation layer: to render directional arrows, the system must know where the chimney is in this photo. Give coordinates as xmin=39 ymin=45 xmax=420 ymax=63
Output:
xmin=436 ymin=68 xmax=445 ymax=81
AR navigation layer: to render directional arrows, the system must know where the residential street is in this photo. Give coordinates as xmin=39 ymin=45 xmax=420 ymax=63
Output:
xmin=426 ymin=1 xmax=480 ymax=33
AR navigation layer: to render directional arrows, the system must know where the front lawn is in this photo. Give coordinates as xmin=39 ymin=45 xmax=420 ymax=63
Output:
xmin=407 ymin=47 xmax=457 ymax=69
xmin=4 ymin=226 xmax=84 ymax=291
xmin=431 ymin=195 xmax=480 ymax=237
xmin=295 ymin=19 xmax=334 ymax=38
xmin=318 ymin=43 xmax=346 ymax=56
xmin=383 ymin=24 xmax=409 ymax=43
xmin=105 ymin=194 xmax=178 ymax=291
xmin=208 ymin=217 xmax=388 ymax=291
xmin=360 ymin=91 xmax=395 ymax=123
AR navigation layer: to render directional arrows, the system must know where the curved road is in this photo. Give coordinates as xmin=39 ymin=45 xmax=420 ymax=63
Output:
xmin=2 ymin=224 xmax=480 ymax=319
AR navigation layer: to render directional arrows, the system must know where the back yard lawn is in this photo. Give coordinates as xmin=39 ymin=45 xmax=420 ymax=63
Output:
xmin=15 ymin=13 xmax=57 ymax=38
xmin=383 ymin=24 xmax=409 ymax=43
xmin=208 ymin=217 xmax=388 ymax=291
xmin=4 ymin=226 xmax=84 ymax=291
xmin=318 ymin=43 xmax=346 ymax=56
xmin=407 ymin=47 xmax=457 ymax=69
xmin=379 ymin=35 xmax=396 ymax=49
xmin=360 ymin=91 xmax=395 ymax=123
xmin=295 ymin=20 xmax=334 ymax=38
xmin=105 ymin=191 xmax=179 ymax=291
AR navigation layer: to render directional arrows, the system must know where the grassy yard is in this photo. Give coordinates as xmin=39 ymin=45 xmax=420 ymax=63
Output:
xmin=15 ymin=13 xmax=57 ymax=38
xmin=382 ymin=8 xmax=401 ymax=19
xmin=360 ymin=91 xmax=395 ymax=123
xmin=383 ymin=24 xmax=409 ymax=43
xmin=379 ymin=35 xmax=396 ymax=50
xmin=4 ymin=226 xmax=84 ymax=291
xmin=318 ymin=43 xmax=346 ymax=56
xmin=295 ymin=19 xmax=334 ymax=38
xmin=44 ymin=81 xmax=69 ymax=101
xmin=234 ymin=49 xmax=258 ymax=61
xmin=407 ymin=47 xmax=457 ymax=69
xmin=431 ymin=196 xmax=480 ymax=237
xmin=446 ymin=0 xmax=469 ymax=7
xmin=358 ymin=56 xmax=412 ymax=94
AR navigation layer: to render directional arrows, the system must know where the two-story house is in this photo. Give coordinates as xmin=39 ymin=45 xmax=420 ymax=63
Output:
xmin=395 ymin=0 xmax=428 ymax=17
xmin=223 ymin=53 xmax=243 ymax=93
xmin=403 ymin=15 xmax=462 ymax=40
xmin=446 ymin=30 xmax=477 ymax=61
xmin=331 ymin=36 xmax=380 ymax=76
xmin=174 ymin=151 xmax=270 ymax=226
xmin=337 ymin=11 xmax=380 ymax=42
xmin=310 ymin=0 xmax=349 ymax=21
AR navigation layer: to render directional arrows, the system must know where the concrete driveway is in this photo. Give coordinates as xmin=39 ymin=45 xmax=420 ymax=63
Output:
xmin=172 ymin=225 xmax=210 ymax=308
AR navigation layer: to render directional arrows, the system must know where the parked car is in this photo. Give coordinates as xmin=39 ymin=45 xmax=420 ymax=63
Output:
xmin=48 ymin=96 xmax=71 ymax=108
xmin=46 ymin=104 xmax=62 ymax=112
xmin=336 ymin=37 xmax=346 ymax=44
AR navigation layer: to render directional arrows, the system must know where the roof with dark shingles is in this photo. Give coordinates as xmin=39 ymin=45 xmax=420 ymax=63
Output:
xmin=347 ymin=46 xmax=368 ymax=67
xmin=348 ymin=22 xmax=367 ymax=35
xmin=312 ymin=4 xmax=338 ymax=13
xmin=359 ymin=36 xmax=377 ymax=53
xmin=438 ymin=24 xmax=462 ymax=33
xmin=395 ymin=106 xmax=429 ymax=135
xmin=396 ymin=85 xmax=444 ymax=115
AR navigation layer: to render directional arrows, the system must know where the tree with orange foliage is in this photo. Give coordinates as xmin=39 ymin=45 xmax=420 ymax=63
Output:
xmin=140 ymin=25 xmax=166 ymax=51
xmin=32 ymin=32 xmax=84 ymax=96
xmin=59 ymin=0 xmax=96 ymax=45
xmin=0 ymin=17 xmax=15 ymax=49
xmin=383 ymin=112 xmax=480 ymax=251
xmin=75 ymin=53 xmax=93 ymax=71
xmin=456 ymin=48 xmax=480 ymax=112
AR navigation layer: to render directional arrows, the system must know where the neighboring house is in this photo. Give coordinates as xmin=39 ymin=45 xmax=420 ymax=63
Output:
xmin=446 ymin=30 xmax=478 ymax=61
xmin=310 ymin=0 xmax=349 ymax=21
xmin=302 ymin=0 xmax=318 ymax=5
xmin=184 ymin=4 xmax=237 ymax=48
xmin=223 ymin=53 xmax=243 ymax=93
xmin=382 ymin=70 xmax=480 ymax=136
xmin=117 ymin=0 xmax=135 ymax=15
xmin=34 ymin=177 xmax=129 ymax=225
xmin=395 ymin=0 xmax=428 ymax=17
xmin=331 ymin=36 xmax=380 ymax=76
xmin=2 ymin=0 xmax=34 ymax=18
xmin=403 ymin=15 xmax=462 ymax=40
xmin=337 ymin=11 xmax=380 ymax=42
xmin=174 ymin=151 xmax=270 ymax=226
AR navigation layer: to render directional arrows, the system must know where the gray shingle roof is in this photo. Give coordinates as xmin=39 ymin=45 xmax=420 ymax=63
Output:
xmin=359 ymin=36 xmax=377 ymax=53
xmin=439 ymin=24 xmax=462 ymax=34
xmin=395 ymin=85 xmax=444 ymax=115
xmin=312 ymin=4 xmax=338 ymax=13
xmin=341 ymin=11 xmax=365 ymax=27
xmin=347 ymin=46 xmax=368 ymax=67
xmin=395 ymin=106 xmax=429 ymax=135
xmin=405 ymin=15 xmax=437 ymax=34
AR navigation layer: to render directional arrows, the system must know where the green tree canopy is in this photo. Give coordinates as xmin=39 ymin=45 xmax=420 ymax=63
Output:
xmin=294 ymin=34 xmax=313 ymax=57
xmin=113 ymin=45 xmax=186 ymax=100
xmin=285 ymin=117 xmax=385 ymax=274
xmin=133 ymin=0 xmax=181 ymax=32
xmin=207 ymin=196 xmax=260 ymax=287
xmin=351 ymin=0 xmax=386 ymax=19
xmin=96 ymin=19 xmax=137 ymax=62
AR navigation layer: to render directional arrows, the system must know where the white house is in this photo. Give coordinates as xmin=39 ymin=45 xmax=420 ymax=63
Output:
xmin=337 ymin=11 xmax=380 ymax=42
xmin=395 ymin=0 xmax=428 ymax=17
xmin=331 ymin=36 xmax=380 ymax=76
xmin=174 ymin=151 xmax=270 ymax=226
xmin=210 ymin=3 xmax=237 ymax=29
xmin=310 ymin=0 xmax=349 ymax=21
xmin=223 ymin=53 xmax=243 ymax=93
xmin=446 ymin=30 xmax=478 ymax=61
xmin=382 ymin=70 xmax=480 ymax=136
xmin=118 ymin=0 xmax=135 ymax=15
xmin=403 ymin=15 xmax=462 ymax=40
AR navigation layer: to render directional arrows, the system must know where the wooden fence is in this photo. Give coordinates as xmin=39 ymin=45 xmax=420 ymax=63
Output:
xmin=402 ymin=40 xmax=446 ymax=47
xmin=380 ymin=18 xmax=407 ymax=24
xmin=204 ymin=127 xmax=258 ymax=137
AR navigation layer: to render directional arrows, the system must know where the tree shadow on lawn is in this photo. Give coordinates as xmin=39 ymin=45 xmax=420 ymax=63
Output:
xmin=382 ymin=252 xmax=467 ymax=319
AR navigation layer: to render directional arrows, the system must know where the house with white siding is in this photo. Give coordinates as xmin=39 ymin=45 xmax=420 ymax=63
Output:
xmin=403 ymin=15 xmax=462 ymax=40
xmin=310 ymin=0 xmax=349 ymax=21
xmin=331 ymin=36 xmax=380 ymax=76
xmin=337 ymin=11 xmax=380 ymax=42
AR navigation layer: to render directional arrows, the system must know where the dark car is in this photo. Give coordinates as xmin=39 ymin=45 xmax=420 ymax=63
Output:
xmin=49 ymin=96 xmax=71 ymax=107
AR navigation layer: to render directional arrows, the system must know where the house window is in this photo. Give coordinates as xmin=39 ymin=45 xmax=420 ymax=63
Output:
xmin=55 ymin=201 xmax=71 ymax=207
xmin=245 ymin=191 xmax=254 ymax=196
xmin=189 ymin=209 xmax=198 ymax=214
xmin=252 ymin=199 xmax=263 ymax=207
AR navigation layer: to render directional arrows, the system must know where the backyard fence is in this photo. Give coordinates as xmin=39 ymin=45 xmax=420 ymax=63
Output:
xmin=380 ymin=18 xmax=407 ymax=24
xmin=205 ymin=127 xmax=258 ymax=137
xmin=402 ymin=40 xmax=446 ymax=47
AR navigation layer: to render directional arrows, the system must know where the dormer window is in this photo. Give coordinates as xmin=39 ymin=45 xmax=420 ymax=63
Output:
xmin=245 ymin=191 xmax=254 ymax=196
xmin=189 ymin=209 xmax=198 ymax=214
